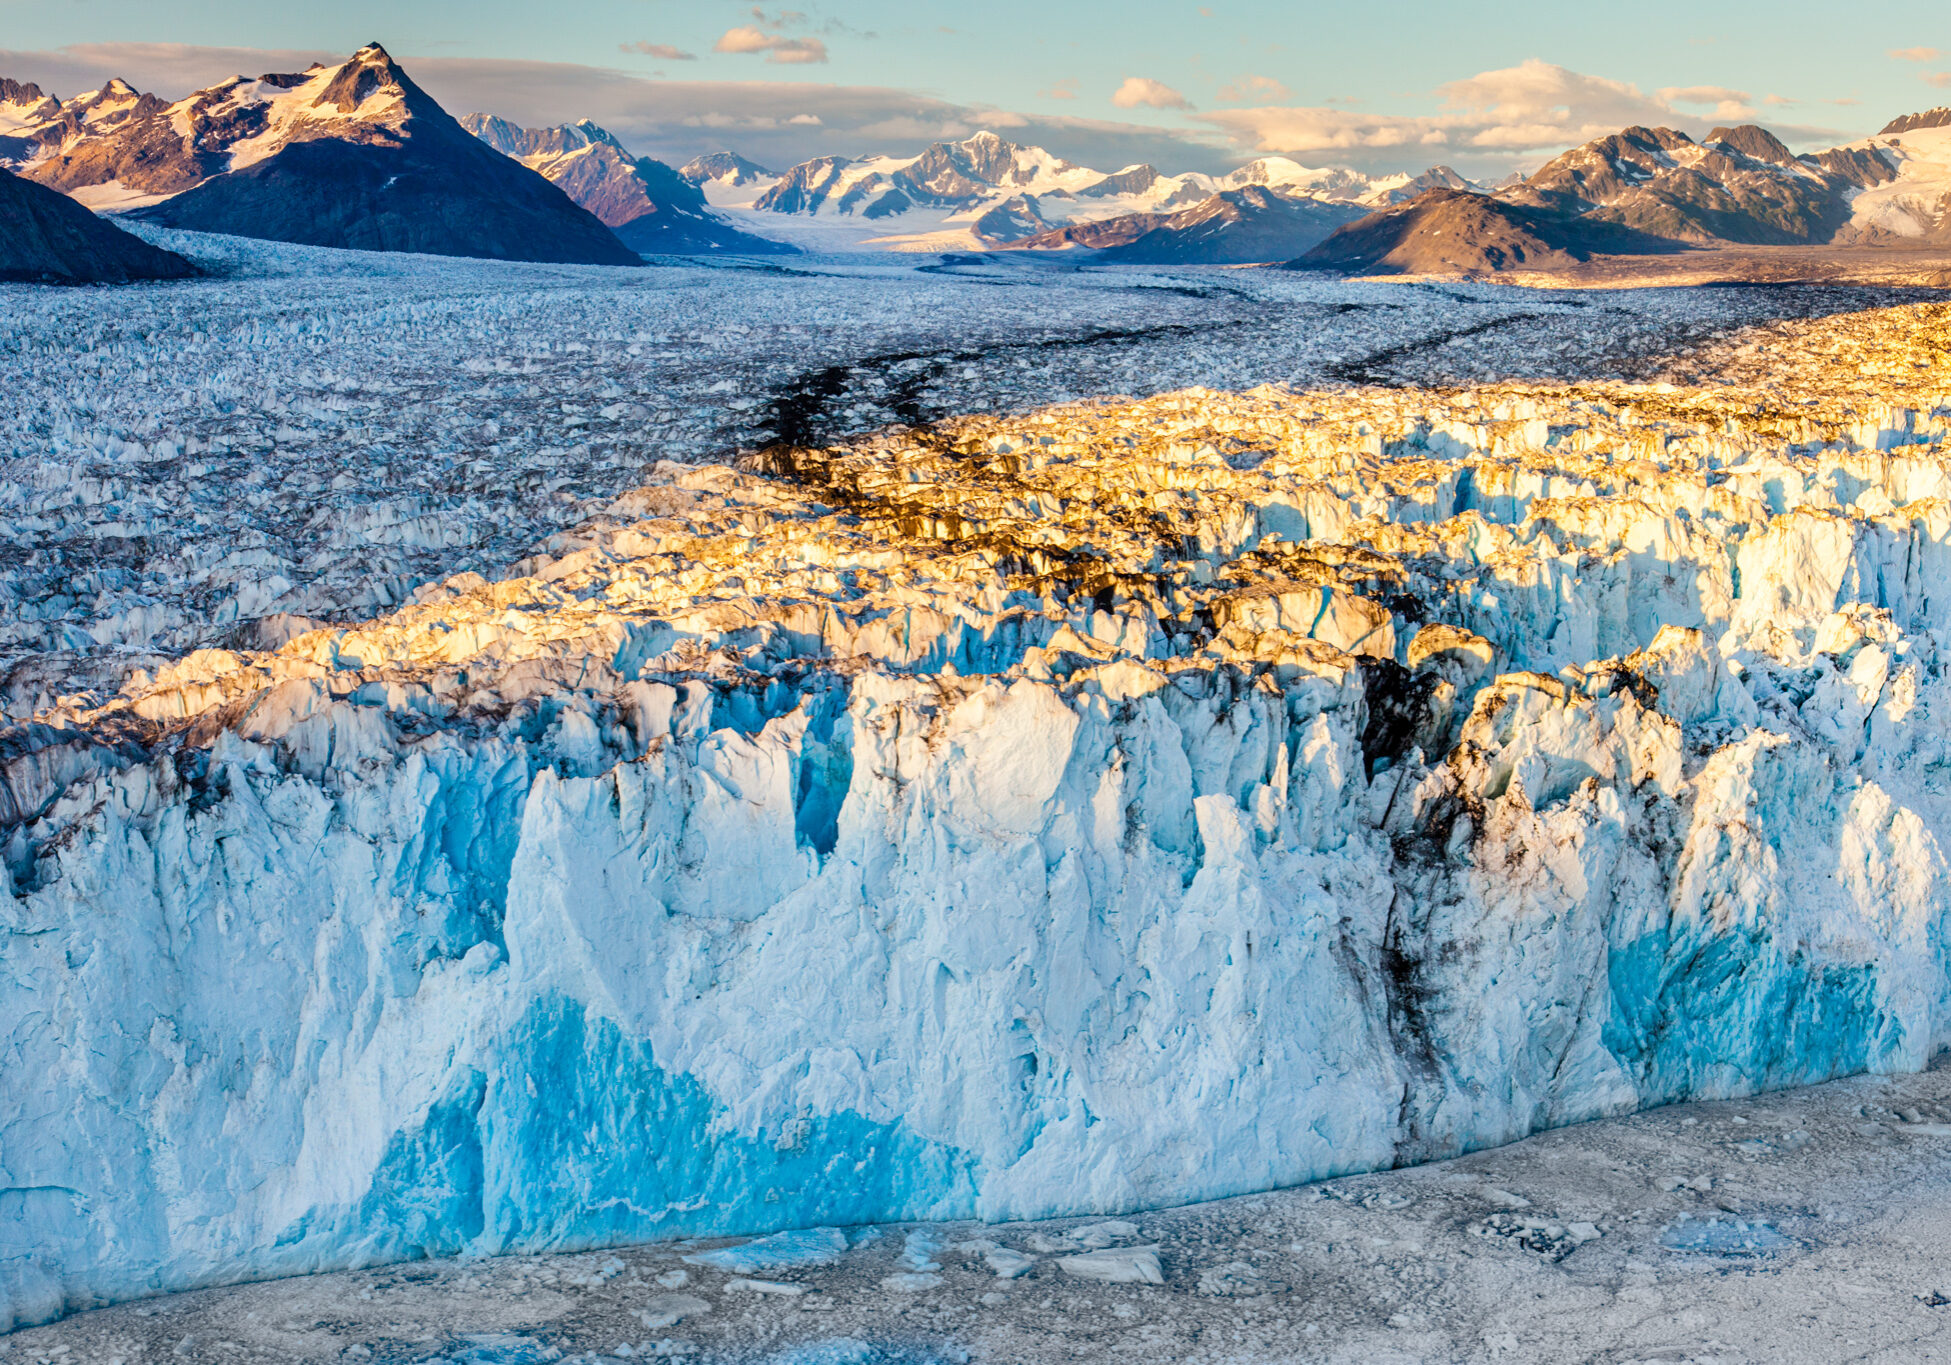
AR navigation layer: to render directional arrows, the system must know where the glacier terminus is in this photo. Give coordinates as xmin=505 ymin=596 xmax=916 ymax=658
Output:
xmin=5 ymin=230 xmax=1951 ymax=1343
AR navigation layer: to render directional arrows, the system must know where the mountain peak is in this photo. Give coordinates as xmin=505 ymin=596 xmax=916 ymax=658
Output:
xmin=1881 ymin=107 xmax=1951 ymax=136
xmin=1705 ymin=124 xmax=1795 ymax=164
xmin=678 ymin=151 xmax=776 ymax=186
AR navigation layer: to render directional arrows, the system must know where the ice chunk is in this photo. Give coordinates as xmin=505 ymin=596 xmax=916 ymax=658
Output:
xmin=725 ymin=1278 xmax=808 ymax=1296
xmin=1070 ymin=1220 xmax=1140 ymax=1249
xmin=983 ymin=1249 xmax=1036 ymax=1279
xmin=636 ymin=1293 xmax=710 ymax=1330
xmin=1056 ymin=1246 xmax=1164 ymax=1285
xmin=682 ymin=1228 xmax=847 ymax=1274
xmin=1659 ymin=1217 xmax=1794 ymax=1256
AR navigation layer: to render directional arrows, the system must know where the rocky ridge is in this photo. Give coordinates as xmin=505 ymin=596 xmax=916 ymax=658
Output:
xmin=8 ymin=284 xmax=1951 ymax=1322
xmin=1292 ymin=188 xmax=1677 ymax=276
xmin=461 ymin=115 xmax=791 ymax=255
xmin=1001 ymin=184 xmax=1368 ymax=263
xmin=0 ymin=46 xmax=641 ymax=264
xmin=1301 ymin=112 xmax=1951 ymax=276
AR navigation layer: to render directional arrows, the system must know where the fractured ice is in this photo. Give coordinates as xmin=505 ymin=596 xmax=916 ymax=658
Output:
xmin=5 ymin=236 xmax=1951 ymax=1329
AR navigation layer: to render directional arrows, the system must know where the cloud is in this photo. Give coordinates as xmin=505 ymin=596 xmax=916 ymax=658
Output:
xmin=1658 ymin=84 xmax=1755 ymax=120
xmin=1217 ymin=74 xmax=1290 ymax=104
xmin=1890 ymin=47 xmax=1942 ymax=62
xmin=1196 ymin=59 xmax=1849 ymax=172
xmin=1040 ymin=77 xmax=1079 ymax=100
xmin=0 ymin=41 xmax=339 ymax=97
xmin=621 ymin=43 xmax=697 ymax=61
xmin=0 ymin=44 xmax=1241 ymax=174
xmin=1111 ymin=76 xmax=1192 ymax=111
xmin=714 ymin=26 xmax=829 ymax=65
xmin=1927 ymin=72 xmax=1951 ymax=89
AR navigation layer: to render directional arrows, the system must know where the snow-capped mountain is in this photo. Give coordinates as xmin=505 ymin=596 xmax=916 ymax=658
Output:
xmin=1503 ymin=116 xmax=1951 ymax=247
xmin=1301 ymin=110 xmax=1951 ymax=275
xmin=673 ymin=130 xmax=1476 ymax=254
xmin=678 ymin=150 xmax=776 ymax=188
xmin=1504 ymin=124 xmax=1858 ymax=244
xmin=0 ymin=45 xmax=640 ymax=264
xmin=2 ymin=51 xmax=435 ymax=211
xmin=1835 ymin=110 xmax=1951 ymax=242
xmin=1002 ymin=183 xmax=1368 ymax=263
xmin=462 ymin=114 xmax=792 ymax=255
xmin=0 ymin=163 xmax=196 ymax=282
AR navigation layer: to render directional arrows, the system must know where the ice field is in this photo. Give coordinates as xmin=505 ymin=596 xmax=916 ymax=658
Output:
xmin=6 ymin=230 xmax=1951 ymax=1360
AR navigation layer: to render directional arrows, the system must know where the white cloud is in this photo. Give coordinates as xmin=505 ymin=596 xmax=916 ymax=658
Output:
xmin=1196 ymin=59 xmax=1846 ymax=170
xmin=622 ymin=43 xmax=698 ymax=62
xmin=0 ymin=41 xmax=339 ymax=96
xmin=714 ymin=26 xmax=829 ymax=65
xmin=1111 ymin=76 xmax=1192 ymax=111
xmin=1927 ymin=72 xmax=1951 ymax=89
xmin=1040 ymin=77 xmax=1079 ymax=100
xmin=1658 ymin=84 xmax=1755 ymax=120
xmin=1890 ymin=47 xmax=1942 ymax=62
xmin=1217 ymin=74 xmax=1290 ymax=104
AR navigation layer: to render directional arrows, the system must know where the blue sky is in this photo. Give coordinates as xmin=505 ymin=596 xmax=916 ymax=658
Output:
xmin=3 ymin=0 xmax=1947 ymax=174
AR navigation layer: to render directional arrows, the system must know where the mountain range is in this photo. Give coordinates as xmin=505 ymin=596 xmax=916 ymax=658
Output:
xmin=671 ymin=134 xmax=1482 ymax=256
xmin=0 ymin=46 xmax=639 ymax=265
xmin=6 ymin=42 xmax=1951 ymax=275
xmin=461 ymin=114 xmax=789 ymax=255
xmin=1299 ymin=111 xmax=1951 ymax=276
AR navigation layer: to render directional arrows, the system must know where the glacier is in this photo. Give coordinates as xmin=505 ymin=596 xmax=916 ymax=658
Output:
xmin=6 ymin=257 xmax=1951 ymax=1331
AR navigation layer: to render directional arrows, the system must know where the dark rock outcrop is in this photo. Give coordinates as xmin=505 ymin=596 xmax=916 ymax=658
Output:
xmin=1882 ymin=108 xmax=1951 ymax=135
xmin=133 ymin=136 xmax=638 ymax=264
xmin=1289 ymin=188 xmax=1676 ymax=276
xmin=0 ymin=165 xmax=196 ymax=283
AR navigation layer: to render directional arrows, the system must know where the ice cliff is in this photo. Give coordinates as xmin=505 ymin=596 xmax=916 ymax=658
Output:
xmin=6 ymin=298 xmax=1951 ymax=1329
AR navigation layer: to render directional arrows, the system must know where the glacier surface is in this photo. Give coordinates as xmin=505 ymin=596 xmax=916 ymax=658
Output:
xmin=5 ymin=241 xmax=1951 ymax=1329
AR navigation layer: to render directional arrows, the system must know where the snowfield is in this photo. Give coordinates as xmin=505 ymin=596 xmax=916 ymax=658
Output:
xmin=5 ymin=229 xmax=1951 ymax=1350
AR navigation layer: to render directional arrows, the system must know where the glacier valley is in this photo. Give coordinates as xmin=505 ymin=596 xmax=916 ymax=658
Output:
xmin=4 ymin=232 xmax=1951 ymax=1342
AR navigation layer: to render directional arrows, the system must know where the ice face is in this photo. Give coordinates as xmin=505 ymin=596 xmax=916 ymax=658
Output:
xmin=6 ymin=234 xmax=1951 ymax=1328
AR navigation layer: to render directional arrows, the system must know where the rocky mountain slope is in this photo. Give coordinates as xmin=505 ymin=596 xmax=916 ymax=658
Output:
xmin=7 ymin=238 xmax=1951 ymax=1322
xmin=0 ymin=165 xmax=196 ymax=282
xmin=463 ymin=115 xmax=791 ymax=255
xmin=1292 ymin=187 xmax=1675 ymax=275
xmin=1003 ymin=184 xmax=1367 ymax=263
xmin=1303 ymin=111 xmax=1951 ymax=276
xmin=1 ymin=46 xmax=640 ymax=264
xmin=1504 ymin=124 xmax=1855 ymax=245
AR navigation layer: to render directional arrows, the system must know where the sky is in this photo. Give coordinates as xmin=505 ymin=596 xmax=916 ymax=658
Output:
xmin=2 ymin=0 xmax=1948 ymax=176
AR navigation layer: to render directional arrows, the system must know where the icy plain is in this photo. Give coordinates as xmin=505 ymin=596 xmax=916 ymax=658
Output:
xmin=4 ymin=229 xmax=1951 ymax=1351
